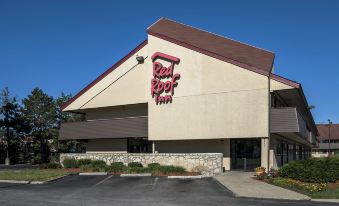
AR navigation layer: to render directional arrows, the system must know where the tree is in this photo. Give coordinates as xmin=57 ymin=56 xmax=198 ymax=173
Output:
xmin=0 ymin=87 xmax=24 ymax=164
xmin=22 ymin=88 xmax=57 ymax=163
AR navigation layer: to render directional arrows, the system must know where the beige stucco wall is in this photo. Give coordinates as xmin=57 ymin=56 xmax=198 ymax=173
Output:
xmin=154 ymin=139 xmax=230 ymax=170
xmin=84 ymin=103 xmax=147 ymax=120
xmin=63 ymin=34 xmax=271 ymax=141
xmin=148 ymin=35 xmax=270 ymax=140
xmin=85 ymin=139 xmax=127 ymax=153
xmin=63 ymin=45 xmax=149 ymax=111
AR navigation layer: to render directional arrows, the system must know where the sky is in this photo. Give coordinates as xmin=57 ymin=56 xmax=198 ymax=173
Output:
xmin=0 ymin=0 xmax=338 ymax=123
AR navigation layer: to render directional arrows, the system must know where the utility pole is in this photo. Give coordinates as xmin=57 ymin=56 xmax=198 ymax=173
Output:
xmin=328 ymin=119 xmax=332 ymax=156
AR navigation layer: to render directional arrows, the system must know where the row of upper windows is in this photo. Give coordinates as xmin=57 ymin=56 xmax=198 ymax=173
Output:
xmin=319 ymin=139 xmax=339 ymax=143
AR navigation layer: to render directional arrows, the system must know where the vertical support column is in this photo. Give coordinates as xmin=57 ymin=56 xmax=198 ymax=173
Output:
xmin=152 ymin=141 xmax=155 ymax=154
xmin=261 ymin=137 xmax=270 ymax=172
xmin=223 ymin=139 xmax=231 ymax=171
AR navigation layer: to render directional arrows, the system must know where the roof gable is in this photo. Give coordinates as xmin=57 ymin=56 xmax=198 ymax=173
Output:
xmin=147 ymin=18 xmax=275 ymax=76
xmin=61 ymin=40 xmax=148 ymax=111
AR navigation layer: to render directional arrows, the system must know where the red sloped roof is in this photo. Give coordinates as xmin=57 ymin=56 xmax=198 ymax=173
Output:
xmin=317 ymin=124 xmax=339 ymax=140
xmin=147 ymin=18 xmax=275 ymax=76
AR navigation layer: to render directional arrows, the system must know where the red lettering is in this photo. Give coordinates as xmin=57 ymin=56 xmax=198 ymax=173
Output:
xmin=151 ymin=78 xmax=159 ymax=97
xmin=170 ymin=73 xmax=180 ymax=95
xmin=151 ymin=52 xmax=180 ymax=104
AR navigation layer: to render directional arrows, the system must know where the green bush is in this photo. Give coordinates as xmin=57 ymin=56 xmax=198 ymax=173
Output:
xmin=128 ymin=162 xmax=143 ymax=168
xmin=77 ymin=159 xmax=92 ymax=166
xmin=128 ymin=167 xmax=149 ymax=173
xmin=280 ymin=157 xmax=339 ymax=183
xmin=89 ymin=160 xmax=107 ymax=172
xmin=156 ymin=165 xmax=186 ymax=174
xmin=78 ymin=161 xmax=107 ymax=172
xmin=90 ymin=160 xmax=107 ymax=167
xmin=148 ymin=163 xmax=160 ymax=169
xmin=39 ymin=162 xmax=62 ymax=169
xmin=106 ymin=162 xmax=127 ymax=173
xmin=270 ymin=177 xmax=327 ymax=193
xmin=63 ymin=158 xmax=78 ymax=168
xmin=80 ymin=164 xmax=93 ymax=172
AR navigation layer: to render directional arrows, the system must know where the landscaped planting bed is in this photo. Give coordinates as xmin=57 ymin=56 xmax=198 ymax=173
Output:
xmin=0 ymin=169 xmax=73 ymax=182
xmin=254 ymin=156 xmax=339 ymax=199
xmin=62 ymin=158 xmax=199 ymax=176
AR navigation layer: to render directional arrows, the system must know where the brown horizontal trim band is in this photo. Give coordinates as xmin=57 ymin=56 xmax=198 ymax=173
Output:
xmin=59 ymin=116 xmax=148 ymax=140
xmin=61 ymin=39 xmax=148 ymax=111
xmin=148 ymin=31 xmax=272 ymax=77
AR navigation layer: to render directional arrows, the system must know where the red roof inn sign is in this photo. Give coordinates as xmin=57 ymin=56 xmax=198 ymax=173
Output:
xmin=151 ymin=52 xmax=180 ymax=104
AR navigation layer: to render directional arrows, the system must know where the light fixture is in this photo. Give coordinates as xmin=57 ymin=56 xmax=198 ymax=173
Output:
xmin=136 ymin=55 xmax=144 ymax=64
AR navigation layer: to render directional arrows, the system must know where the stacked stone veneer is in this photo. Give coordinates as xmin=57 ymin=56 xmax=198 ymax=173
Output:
xmin=60 ymin=153 xmax=223 ymax=176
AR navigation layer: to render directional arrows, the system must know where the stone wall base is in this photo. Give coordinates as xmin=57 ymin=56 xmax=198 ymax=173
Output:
xmin=60 ymin=153 xmax=223 ymax=176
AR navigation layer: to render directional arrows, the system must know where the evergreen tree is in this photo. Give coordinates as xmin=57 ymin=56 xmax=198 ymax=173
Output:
xmin=22 ymin=88 xmax=57 ymax=163
xmin=0 ymin=87 xmax=24 ymax=164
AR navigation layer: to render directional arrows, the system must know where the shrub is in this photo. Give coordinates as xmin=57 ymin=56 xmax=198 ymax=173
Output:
xmin=128 ymin=162 xmax=143 ymax=168
xmin=78 ymin=161 xmax=107 ymax=172
xmin=268 ymin=169 xmax=280 ymax=178
xmin=80 ymin=164 xmax=93 ymax=172
xmin=63 ymin=158 xmax=78 ymax=168
xmin=156 ymin=165 xmax=186 ymax=174
xmin=90 ymin=160 xmax=107 ymax=167
xmin=280 ymin=157 xmax=339 ymax=183
xmin=147 ymin=163 xmax=160 ymax=169
xmin=39 ymin=162 xmax=62 ymax=169
xmin=256 ymin=172 xmax=267 ymax=180
xmin=255 ymin=167 xmax=266 ymax=173
xmin=128 ymin=167 xmax=149 ymax=174
xmin=106 ymin=162 xmax=127 ymax=173
xmin=77 ymin=159 xmax=92 ymax=166
xmin=270 ymin=177 xmax=327 ymax=193
xmin=89 ymin=160 xmax=107 ymax=172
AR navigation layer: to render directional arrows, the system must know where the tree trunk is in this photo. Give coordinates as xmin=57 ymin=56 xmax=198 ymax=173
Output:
xmin=5 ymin=125 xmax=10 ymax=165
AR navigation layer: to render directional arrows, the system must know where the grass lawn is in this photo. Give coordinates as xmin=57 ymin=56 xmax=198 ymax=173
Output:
xmin=0 ymin=169 xmax=73 ymax=182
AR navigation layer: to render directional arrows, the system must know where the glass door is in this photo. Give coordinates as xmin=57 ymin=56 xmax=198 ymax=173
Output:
xmin=231 ymin=139 xmax=261 ymax=171
xmin=127 ymin=138 xmax=152 ymax=153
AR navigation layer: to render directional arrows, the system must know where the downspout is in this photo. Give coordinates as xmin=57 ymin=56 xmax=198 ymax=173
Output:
xmin=267 ymin=74 xmax=271 ymax=171
xmin=267 ymin=61 xmax=274 ymax=171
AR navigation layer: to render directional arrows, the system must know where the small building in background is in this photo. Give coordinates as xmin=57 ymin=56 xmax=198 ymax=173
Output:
xmin=312 ymin=124 xmax=339 ymax=157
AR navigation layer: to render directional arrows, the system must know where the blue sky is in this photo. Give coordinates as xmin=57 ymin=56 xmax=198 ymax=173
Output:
xmin=0 ymin=0 xmax=338 ymax=123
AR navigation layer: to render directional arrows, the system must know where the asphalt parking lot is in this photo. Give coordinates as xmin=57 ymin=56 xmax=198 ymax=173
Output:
xmin=0 ymin=175 xmax=336 ymax=206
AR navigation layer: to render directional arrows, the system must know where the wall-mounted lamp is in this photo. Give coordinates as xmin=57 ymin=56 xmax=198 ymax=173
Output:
xmin=136 ymin=55 xmax=144 ymax=64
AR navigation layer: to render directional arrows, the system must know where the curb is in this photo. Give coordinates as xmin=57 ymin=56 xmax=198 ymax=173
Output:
xmin=120 ymin=173 xmax=152 ymax=177
xmin=311 ymin=199 xmax=339 ymax=203
xmin=0 ymin=180 xmax=29 ymax=184
xmin=30 ymin=181 xmax=45 ymax=184
xmin=79 ymin=172 xmax=107 ymax=176
xmin=167 ymin=175 xmax=204 ymax=179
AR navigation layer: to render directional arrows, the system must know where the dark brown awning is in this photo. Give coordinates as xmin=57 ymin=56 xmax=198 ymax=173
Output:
xmin=59 ymin=116 xmax=148 ymax=140
xmin=274 ymin=88 xmax=318 ymax=136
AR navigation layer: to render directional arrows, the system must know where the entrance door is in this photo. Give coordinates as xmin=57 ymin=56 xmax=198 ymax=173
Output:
xmin=231 ymin=139 xmax=261 ymax=171
xmin=127 ymin=138 xmax=152 ymax=153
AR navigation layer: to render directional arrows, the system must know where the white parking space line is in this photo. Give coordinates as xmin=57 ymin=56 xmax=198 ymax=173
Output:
xmin=93 ymin=175 xmax=113 ymax=187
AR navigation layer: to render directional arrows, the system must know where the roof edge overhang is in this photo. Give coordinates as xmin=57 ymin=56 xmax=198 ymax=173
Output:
xmin=147 ymin=30 xmax=274 ymax=77
xmin=61 ymin=39 xmax=148 ymax=112
xmin=270 ymin=74 xmax=319 ymax=136
xmin=270 ymin=74 xmax=300 ymax=88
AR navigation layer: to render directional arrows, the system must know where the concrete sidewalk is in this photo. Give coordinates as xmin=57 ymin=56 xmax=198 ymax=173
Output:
xmin=214 ymin=171 xmax=311 ymax=200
